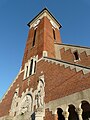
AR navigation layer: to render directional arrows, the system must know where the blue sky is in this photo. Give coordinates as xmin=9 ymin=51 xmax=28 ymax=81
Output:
xmin=0 ymin=0 xmax=90 ymax=99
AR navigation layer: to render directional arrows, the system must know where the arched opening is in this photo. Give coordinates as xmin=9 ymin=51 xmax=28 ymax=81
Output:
xmin=57 ymin=108 xmax=64 ymax=120
xmin=81 ymin=101 xmax=90 ymax=120
xmin=68 ymin=105 xmax=79 ymax=120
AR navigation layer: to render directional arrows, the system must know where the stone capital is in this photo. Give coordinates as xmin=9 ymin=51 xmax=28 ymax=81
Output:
xmin=76 ymin=108 xmax=83 ymax=115
xmin=62 ymin=111 xmax=69 ymax=118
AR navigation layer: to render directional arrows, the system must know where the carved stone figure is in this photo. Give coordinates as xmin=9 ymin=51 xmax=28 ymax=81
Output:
xmin=20 ymin=94 xmax=32 ymax=114
xmin=36 ymin=80 xmax=44 ymax=109
xmin=10 ymin=88 xmax=19 ymax=117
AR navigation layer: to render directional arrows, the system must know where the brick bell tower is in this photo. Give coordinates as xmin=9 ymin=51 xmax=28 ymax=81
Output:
xmin=22 ymin=8 xmax=62 ymax=70
xmin=0 ymin=8 xmax=63 ymax=119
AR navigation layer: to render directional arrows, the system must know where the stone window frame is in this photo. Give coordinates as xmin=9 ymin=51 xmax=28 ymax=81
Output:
xmin=23 ymin=56 xmax=38 ymax=80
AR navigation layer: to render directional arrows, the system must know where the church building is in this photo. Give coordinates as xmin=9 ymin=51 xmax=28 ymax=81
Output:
xmin=0 ymin=8 xmax=90 ymax=120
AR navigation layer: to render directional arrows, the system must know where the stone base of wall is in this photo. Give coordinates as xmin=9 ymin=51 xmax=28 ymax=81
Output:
xmin=0 ymin=114 xmax=31 ymax=120
xmin=0 ymin=116 xmax=13 ymax=120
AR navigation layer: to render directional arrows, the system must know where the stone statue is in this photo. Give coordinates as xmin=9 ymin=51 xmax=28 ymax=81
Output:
xmin=36 ymin=83 xmax=44 ymax=108
xmin=20 ymin=95 xmax=32 ymax=114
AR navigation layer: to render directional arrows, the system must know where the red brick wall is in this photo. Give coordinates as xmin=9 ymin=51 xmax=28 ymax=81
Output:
xmin=44 ymin=109 xmax=55 ymax=120
xmin=0 ymin=59 xmax=90 ymax=117
xmin=44 ymin=17 xmax=55 ymax=58
xmin=60 ymin=48 xmax=90 ymax=67
xmin=55 ymin=28 xmax=62 ymax=43
xmin=60 ymin=48 xmax=74 ymax=63
xmin=78 ymin=51 xmax=90 ymax=67
xmin=37 ymin=60 xmax=90 ymax=103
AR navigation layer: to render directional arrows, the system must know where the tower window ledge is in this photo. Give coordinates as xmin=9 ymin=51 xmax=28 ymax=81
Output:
xmin=54 ymin=40 xmax=57 ymax=43
xmin=23 ymin=77 xmax=28 ymax=81
xmin=29 ymin=72 xmax=36 ymax=77
xmin=23 ymin=73 xmax=36 ymax=80
xmin=74 ymin=58 xmax=81 ymax=62
xmin=30 ymin=45 xmax=35 ymax=50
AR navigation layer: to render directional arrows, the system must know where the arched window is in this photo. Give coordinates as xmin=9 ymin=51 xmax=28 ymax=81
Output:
xmin=81 ymin=101 xmax=90 ymax=120
xmin=57 ymin=108 xmax=64 ymax=120
xmin=68 ymin=105 xmax=79 ymax=120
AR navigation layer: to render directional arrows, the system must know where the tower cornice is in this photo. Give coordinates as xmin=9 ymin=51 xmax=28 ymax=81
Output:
xmin=27 ymin=8 xmax=62 ymax=30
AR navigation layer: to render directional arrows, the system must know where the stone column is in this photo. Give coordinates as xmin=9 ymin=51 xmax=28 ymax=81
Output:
xmin=76 ymin=108 xmax=83 ymax=120
xmin=35 ymin=108 xmax=44 ymax=120
xmin=62 ymin=111 xmax=69 ymax=120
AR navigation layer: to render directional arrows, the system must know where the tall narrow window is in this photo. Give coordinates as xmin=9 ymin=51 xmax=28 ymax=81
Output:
xmin=29 ymin=59 xmax=33 ymax=75
xmin=25 ymin=66 xmax=28 ymax=78
xmin=73 ymin=51 xmax=79 ymax=60
xmin=53 ymin=29 xmax=56 ymax=40
xmin=34 ymin=61 xmax=36 ymax=73
xmin=32 ymin=29 xmax=37 ymax=47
